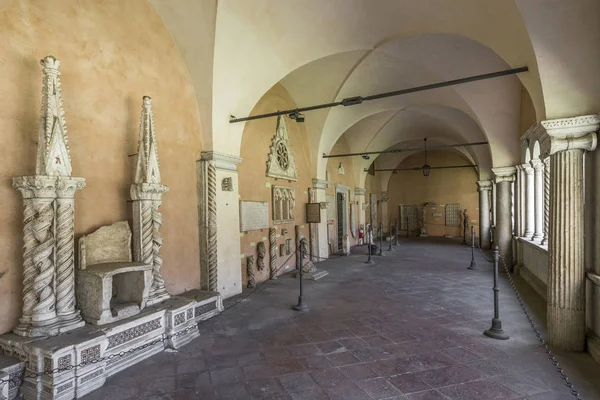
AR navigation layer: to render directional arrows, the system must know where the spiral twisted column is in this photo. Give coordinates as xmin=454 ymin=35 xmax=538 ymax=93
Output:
xmin=18 ymin=198 xmax=37 ymax=327
xmin=131 ymin=183 xmax=170 ymax=306
xmin=269 ymin=228 xmax=277 ymax=280
xmin=206 ymin=162 xmax=218 ymax=291
xmin=246 ymin=256 xmax=255 ymax=288
xmin=542 ymin=157 xmax=550 ymax=245
xmin=30 ymin=198 xmax=57 ymax=325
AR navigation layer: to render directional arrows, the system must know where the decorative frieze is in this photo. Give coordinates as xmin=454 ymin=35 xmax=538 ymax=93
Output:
xmin=106 ymin=318 xmax=162 ymax=349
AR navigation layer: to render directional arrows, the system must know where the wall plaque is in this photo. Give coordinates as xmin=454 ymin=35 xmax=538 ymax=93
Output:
xmin=240 ymin=201 xmax=269 ymax=232
xmin=306 ymin=203 xmax=321 ymax=223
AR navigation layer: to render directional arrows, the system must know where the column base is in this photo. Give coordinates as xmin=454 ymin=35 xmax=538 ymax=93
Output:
xmin=484 ymin=318 xmax=509 ymax=340
xmin=547 ymin=305 xmax=585 ymax=351
xmin=532 ymin=234 xmax=543 ymax=242
xmin=146 ymin=289 xmax=171 ymax=307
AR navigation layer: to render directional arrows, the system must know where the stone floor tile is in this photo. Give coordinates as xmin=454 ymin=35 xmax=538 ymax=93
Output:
xmin=304 ymin=331 xmax=333 ymax=343
xmin=388 ymin=373 xmax=431 ymax=394
xmin=338 ymin=337 xmax=368 ymax=350
xmin=244 ymin=361 xmax=276 ymax=379
xmin=349 ymin=326 xmax=378 ymax=337
xmin=246 ymin=377 xmax=286 ymax=398
xmin=405 ymin=389 xmax=448 ymax=400
xmin=176 ymin=371 xmax=211 ymax=390
xmin=317 ymin=340 xmax=346 ymax=354
xmin=209 ymin=366 xmax=244 ymax=385
xmin=289 ymin=388 xmax=330 ymax=400
xmin=356 ymin=377 xmax=403 ymax=399
xmin=328 ymin=329 xmax=356 ymax=340
xmin=351 ymin=346 xmax=395 ymax=362
xmin=270 ymin=359 xmax=306 ymax=375
xmin=290 ymin=343 xmax=321 ymax=357
xmin=298 ymin=354 xmax=334 ymax=370
xmin=205 ymin=354 xmax=239 ymax=370
xmin=412 ymin=365 xmax=485 ymax=388
xmin=278 ymin=371 xmax=320 ymax=392
xmin=439 ymin=347 xmax=482 ymax=364
xmin=362 ymin=335 xmax=394 ymax=347
xmin=326 ymin=351 xmax=362 ymax=366
xmin=339 ymin=363 xmax=379 ymax=380
xmin=437 ymin=379 xmax=522 ymax=400
xmin=212 ymin=382 xmax=251 ymax=400
xmin=237 ymin=351 xmax=265 ymax=366
xmin=325 ymin=381 xmax=372 ymax=400
xmin=309 ymin=367 xmax=349 ymax=388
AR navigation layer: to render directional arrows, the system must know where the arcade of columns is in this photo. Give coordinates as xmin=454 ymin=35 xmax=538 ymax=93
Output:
xmin=477 ymin=114 xmax=600 ymax=352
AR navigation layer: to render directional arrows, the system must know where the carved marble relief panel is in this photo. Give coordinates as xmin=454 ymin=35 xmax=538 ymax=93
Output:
xmin=400 ymin=205 xmax=418 ymax=231
xmin=272 ymin=186 xmax=295 ymax=224
xmin=445 ymin=203 xmax=461 ymax=227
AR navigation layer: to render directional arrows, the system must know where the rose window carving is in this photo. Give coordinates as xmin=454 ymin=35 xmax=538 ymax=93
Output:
xmin=276 ymin=142 xmax=289 ymax=170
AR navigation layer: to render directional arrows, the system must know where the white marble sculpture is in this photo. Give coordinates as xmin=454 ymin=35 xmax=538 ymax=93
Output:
xmin=420 ymin=207 xmax=428 ymax=237
xmin=266 ymin=115 xmax=298 ymax=181
xmin=130 ymin=96 xmax=170 ymax=306
xmin=12 ymin=56 xmax=85 ymax=337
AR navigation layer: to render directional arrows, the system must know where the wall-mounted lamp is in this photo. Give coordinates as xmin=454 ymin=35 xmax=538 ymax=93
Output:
xmin=288 ymin=110 xmax=305 ymax=122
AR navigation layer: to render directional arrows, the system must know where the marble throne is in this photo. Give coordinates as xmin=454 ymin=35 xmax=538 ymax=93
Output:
xmin=76 ymin=221 xmax=153 ymax=325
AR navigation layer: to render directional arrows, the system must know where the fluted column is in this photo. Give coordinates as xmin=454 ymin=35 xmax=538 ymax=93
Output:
xmin=542 ymin=157 xmax=550 ymax=245
xmin=531 ymin=159 xmax=544 ymax=242
xmin=477 ymin=180 xmax=492 ymax=249
xmin=545 ymin=115 xmax=599 ymax=351
xmin=522 ymin=164 xmax=535 ymax=238
xmin=491 ymin=167 xmax=516 ymax=263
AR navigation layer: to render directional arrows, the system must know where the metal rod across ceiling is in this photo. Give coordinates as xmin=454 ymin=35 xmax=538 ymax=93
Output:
xmin=323 ymin=141 xmax=488 ymax=159
xmin=376 ymin=164 xmax=478 ymax=172
xmin=229 ymin=66 xmax=528 ymax=124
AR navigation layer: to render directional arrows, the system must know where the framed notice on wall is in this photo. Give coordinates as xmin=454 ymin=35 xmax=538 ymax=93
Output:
xmin=306 ymin=203 xmax=321 ymax=223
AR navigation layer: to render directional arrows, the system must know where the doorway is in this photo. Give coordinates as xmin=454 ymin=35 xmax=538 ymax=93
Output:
xmin=337 ymin=192 xmax=344 ymax=251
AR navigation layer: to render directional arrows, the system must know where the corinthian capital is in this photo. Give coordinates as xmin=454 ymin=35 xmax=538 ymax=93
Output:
xmin=542 ymin=115 xmax=599 ymax=156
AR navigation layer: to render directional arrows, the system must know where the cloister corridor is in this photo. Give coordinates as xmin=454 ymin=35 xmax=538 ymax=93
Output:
xmin=86 ymin=239 xmax=600 ymax=400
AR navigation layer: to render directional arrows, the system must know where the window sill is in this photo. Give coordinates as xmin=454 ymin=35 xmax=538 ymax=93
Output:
xmin=516 ymin=236 xmax=548 ymax=253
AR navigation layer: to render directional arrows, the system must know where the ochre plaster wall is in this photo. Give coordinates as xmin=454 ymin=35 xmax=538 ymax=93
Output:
xmin=0 ymin=1 xmax=203 ymax=334
xmin=238 ymin=84 xmax=312 ymax=285
xmin=386 ymin=151 xmax=479 ymax=237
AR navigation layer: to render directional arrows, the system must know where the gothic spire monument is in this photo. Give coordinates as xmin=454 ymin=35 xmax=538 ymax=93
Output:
xmin=130 ymin=96 xmax=170 ymax=306
xmin=12 ymin=56 xmax=85 ymax=337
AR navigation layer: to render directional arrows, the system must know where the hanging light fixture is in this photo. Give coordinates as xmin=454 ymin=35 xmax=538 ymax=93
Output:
xmin=421 ymin=138 xmax=431 ymax=177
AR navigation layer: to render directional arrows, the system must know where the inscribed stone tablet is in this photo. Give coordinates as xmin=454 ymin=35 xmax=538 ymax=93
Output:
xmin=240 ymin=201 xmax=269 ymax=232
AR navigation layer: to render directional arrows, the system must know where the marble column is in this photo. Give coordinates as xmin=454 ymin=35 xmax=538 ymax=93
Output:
xmin=477 ymin=180 xmax=492 ymax=249
xmin=522 ymin=164 xmax=535 ymax=238
xmin=312 ymin=179 xmax=329 ymax=261
xmin=492 ymin=167 xmax=516 ymax=263
xmin=545 ymin=115 xmax=599 ymax=351
xmin=513 ymin=167 xmax=522 ymax=238
xmin=542 ymin=157 xmax=550 ymax=245
xmin=531 ymin=159 xmax=544 ymax=242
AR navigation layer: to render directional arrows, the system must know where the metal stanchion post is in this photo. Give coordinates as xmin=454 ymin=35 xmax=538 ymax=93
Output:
xmin=406 ymin=216 xmax=409 ymax=238
xmin=377 ymin=222 xmax=383 ymax=256
xmin=293 ymin=246 xmax=310 ymax=312
xmin=468 ymin=225 xmax=477 ymax=270
xmin=484 ymin=246 xmax=509 ymax=340
xmin=387 ymin=222 xmax=393 ymax=251
xmin=365 ymin=224 xmax=374 ymax=264
xmin=394 ymin=218 xmax=399 ymax=245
